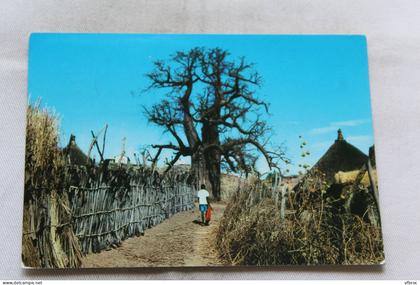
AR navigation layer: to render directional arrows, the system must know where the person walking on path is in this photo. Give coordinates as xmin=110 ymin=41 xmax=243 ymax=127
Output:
xmin=197 ymin=184 xmax=211 ymax=225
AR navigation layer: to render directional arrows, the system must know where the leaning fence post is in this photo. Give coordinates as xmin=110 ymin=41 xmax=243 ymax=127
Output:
xmin=367 ymin=160 xmax=379 ymax=210
xmin=367 ymin=159 xmax=381 ymax=227
xmin=280 ymin=184 xmax=287 ymax=222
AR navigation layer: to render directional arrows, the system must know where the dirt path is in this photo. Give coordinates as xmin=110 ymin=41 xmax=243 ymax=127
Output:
xmin=82 ymin=203 xmax=226 ymax=268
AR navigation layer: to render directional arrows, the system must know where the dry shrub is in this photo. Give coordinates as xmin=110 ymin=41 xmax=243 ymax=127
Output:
xmin=341 ymin=215 xmax=384 ymax=265
xmin=216 ymin=175 xmax=384 ymax=265
xmin=217 ymin=194 xmax=295 ymax=265
xmin=22 ymin=102 xmax=82 ymax=268
xmin=220 ymin=174 xmax=249 ymax=202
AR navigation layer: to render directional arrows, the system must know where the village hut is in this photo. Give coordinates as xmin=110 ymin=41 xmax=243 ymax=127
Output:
xmin=293 ymin=129 xmax=369 ymax=196
xmin=312 ymin=129 xmax=368 ymax=183
xmin=293 ymin=129 xmax=370 ymax=194
xmin=63 ymin=134 xmax=92 ymax=166
xmin=292 ymin=129 xmax=379 ymax=225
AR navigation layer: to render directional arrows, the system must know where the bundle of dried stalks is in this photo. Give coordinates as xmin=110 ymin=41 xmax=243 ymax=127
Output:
xmin=24 ymin=103 xmax=63 ymax=192
xmin=22 ymin=103 xmax=82 ymax=268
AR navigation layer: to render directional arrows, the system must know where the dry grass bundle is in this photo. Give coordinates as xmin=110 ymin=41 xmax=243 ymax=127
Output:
xmin=24 ymin=103 xmax=64 ymax=193
xmin=216 ymin=173 xmax=384 ymax=265
xmin=22 ymin=103 xmax=82 ymax=268
xmin=334 ymin=169 xmax=377 ymax=187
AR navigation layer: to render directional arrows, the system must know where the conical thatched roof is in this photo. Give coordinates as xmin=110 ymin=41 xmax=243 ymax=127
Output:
xmin=63 ymin=134 xmax=91 ymax=166
xmin=292 ymin=130 xmax=371 ymax=213
xmin=312 ymin=129 xmax=368 ymax=182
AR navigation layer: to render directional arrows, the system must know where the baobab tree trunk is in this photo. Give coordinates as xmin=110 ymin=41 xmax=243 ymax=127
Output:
xmin=193 ymin=121 xmax=221 ymax=201
xmin=204 ymin=148 xmax=221 ymax=201
xmin=191 ymin=151 xmax=221 ymax=201
xmin=191 ymin=151 xmax=208 ymax=190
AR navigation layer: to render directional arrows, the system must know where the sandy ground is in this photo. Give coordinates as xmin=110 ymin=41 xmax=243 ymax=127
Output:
xmin=82 ymin=203 xmax=226 ymax=268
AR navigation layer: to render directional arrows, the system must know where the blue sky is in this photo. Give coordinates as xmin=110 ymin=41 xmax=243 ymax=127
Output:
xmin=28 ymin=34 xmax=374 ymax=174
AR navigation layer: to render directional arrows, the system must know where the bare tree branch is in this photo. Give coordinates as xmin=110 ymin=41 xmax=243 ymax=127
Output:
xmin=163 ymin=152 xmax=182 ymax=175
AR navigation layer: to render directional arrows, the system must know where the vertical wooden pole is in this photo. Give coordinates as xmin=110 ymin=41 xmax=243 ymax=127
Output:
xmin=280 ymin=184 xmax=287 ymax=222
xmin=367 ymin=159 xmax=381 ymax=226
xmin=367 ymin=159 xmax=379 ymax=209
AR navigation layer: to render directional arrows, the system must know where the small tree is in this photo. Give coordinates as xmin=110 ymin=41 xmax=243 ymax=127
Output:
xmin=143 ymin=47 xmax=284 ymax=200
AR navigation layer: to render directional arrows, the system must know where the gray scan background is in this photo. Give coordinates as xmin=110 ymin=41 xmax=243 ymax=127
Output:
xmin=0 ymin=0 xmax=419 ymax=280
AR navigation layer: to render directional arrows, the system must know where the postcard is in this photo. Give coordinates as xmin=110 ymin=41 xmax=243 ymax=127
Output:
xmin=22 ymin=34 xmax=384 ymax=268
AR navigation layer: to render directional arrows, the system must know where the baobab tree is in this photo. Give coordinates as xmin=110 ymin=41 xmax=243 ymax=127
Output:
xmin=143 ymin=47 xmax=284 ymax=200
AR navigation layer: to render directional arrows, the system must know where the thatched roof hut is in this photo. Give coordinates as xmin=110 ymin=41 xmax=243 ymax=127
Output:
xmin=285 ymin=130 xmax=381 ymax=247
xmin=292 ymin=129 xmax=370 ymax=201
xmin=63 ymin=134 xmax=91 ymax=166
xmin=312 ymin=129 xmax=368 ymax=183
xmin=291 ymin=129 xmax=376 ymax=218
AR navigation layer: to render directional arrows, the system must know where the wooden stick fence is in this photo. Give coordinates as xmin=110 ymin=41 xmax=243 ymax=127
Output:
xmin=67 ymin=164 xmax=195 ymax=254
xmin=23 ymin=163 xmax=196 ymax=267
